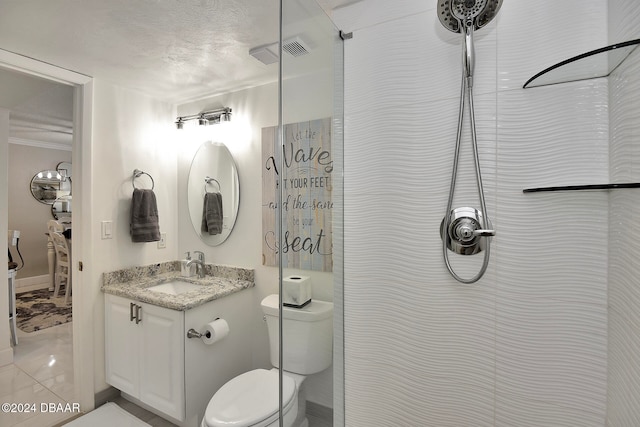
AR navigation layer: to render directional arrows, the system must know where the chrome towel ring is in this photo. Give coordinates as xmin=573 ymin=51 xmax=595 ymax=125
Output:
xmin=132 ymin=169 xmax=155 ymax=190
xmin=205 ymin=176 xmax=221 ymax=193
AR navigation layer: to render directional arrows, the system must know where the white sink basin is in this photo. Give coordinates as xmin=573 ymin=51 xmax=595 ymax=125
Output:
xmin=147 ymin=281 xmax=202 ymax=295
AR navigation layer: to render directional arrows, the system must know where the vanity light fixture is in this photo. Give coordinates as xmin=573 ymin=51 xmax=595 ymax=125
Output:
xmin=175 ymin=107 xmax=232 ymax=129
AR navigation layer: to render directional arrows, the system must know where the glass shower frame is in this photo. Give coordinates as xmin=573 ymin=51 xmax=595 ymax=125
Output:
xmin=278 ymin=0 xmax=344 ymax=425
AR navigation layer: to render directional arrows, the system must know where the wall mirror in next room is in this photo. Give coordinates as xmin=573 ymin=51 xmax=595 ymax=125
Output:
xmin=29 ymin=161 xmax=72 ymax=206
xmin=187 ymin=140 xmax=240 ymax=246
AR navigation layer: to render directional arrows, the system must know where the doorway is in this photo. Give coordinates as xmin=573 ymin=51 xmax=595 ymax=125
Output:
xmin=5 ymin=66 xmax=75 ymax=404
xmin=0 ymin=49 xmax=95 ymax=412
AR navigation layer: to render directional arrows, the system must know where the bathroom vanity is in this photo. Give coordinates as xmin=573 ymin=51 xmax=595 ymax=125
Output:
xmin=102 ymin=262 xmax=255 ymax=427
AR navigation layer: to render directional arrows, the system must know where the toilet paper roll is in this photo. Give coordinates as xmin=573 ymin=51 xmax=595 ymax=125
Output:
xmin=201 ymin=318 xmax=229 ymax=345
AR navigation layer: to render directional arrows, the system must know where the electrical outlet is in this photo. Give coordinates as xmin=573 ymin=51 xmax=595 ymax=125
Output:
xmin=158 ymin=232 xmax=167 ymax=249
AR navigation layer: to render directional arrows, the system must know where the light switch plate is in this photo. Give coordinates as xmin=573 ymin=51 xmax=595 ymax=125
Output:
xmin=101 ymin=221 xmax=113 ymax=239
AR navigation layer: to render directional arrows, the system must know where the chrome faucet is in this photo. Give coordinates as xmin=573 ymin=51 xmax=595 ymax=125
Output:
xmin=186 ymin=251 xmax=206 ymax=278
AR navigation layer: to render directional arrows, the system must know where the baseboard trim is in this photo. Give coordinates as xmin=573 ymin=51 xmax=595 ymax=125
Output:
xmin=16 ymin=274 xmax=51 ymax=293
xmin=94 ymin=386 xmax=120 ymax=407
xmin=307 ymin=400 xmax=333 ymax=422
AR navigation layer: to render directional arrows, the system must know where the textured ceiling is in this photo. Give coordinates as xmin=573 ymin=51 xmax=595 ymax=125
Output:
xmin=0 ymin=0 xmax=279 ymax=104
xmin=0 ymin=0 xmax=356 ymax=104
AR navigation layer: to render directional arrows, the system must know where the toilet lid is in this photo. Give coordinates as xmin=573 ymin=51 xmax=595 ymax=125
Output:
xmin=203 ymin=369 xmax=296 ymax=427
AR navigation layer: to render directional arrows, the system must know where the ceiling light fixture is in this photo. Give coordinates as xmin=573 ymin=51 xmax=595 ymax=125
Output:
xmin=175 ymin=107 xmax=232 ymax=129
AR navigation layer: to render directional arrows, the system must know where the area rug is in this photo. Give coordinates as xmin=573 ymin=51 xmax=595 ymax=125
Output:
xmin=63 ymin=402 xmax=150 ymax=427
xmin=15 ymin=287 xmax=72 ymax=333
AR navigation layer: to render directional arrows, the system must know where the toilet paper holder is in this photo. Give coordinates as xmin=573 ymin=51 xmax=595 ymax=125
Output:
xmin=186 ymin=317 xmax=220 ymax=339
xmin=187 ymin=328 xmax=211 ymax=339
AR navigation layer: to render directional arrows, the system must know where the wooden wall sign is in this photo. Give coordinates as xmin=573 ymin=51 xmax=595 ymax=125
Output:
xmin=262 ymin=117 xmax=333 ymax=272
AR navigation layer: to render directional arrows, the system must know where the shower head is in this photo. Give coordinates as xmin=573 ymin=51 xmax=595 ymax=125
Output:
xmin=438 ymin=0 xmax=503 ymax=33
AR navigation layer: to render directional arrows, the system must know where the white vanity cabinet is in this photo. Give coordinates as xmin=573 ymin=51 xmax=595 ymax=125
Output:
xmin=105 ymin=294 xmax=185 ymax=421
xmin=104 ymin=286 xmax=254 ymax=427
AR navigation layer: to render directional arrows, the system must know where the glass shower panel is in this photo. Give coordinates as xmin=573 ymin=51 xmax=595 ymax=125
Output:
xmin=279 ymin=0 xmax=343 ymax=425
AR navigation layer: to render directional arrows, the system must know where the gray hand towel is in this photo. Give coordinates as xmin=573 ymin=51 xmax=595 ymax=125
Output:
xmin=130 ymin=189 xmax=161 ymax=242
xmin=201 ymin=192 xmax=223 ymax=235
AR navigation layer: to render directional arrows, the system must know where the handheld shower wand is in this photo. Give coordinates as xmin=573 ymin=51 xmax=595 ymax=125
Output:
xmin=437 ymin=0 xmax=502 ymax=283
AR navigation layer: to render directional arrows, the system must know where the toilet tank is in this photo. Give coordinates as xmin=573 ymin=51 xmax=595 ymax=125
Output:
xmin=261 ymin=294 xmax=333 ymax=375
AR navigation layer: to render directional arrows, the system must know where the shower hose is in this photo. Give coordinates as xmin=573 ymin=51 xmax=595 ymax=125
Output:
xmin=442 ymin=22 xmax=494 ymax=284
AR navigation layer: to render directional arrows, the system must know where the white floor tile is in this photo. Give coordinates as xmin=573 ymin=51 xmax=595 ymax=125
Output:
xmin=0 ymin=365 xmax=38 ymax=398
xmin=1 ymin=322 xmax=75 ymax=427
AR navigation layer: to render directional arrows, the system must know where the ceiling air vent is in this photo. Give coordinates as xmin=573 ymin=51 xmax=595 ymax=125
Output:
xmin=282 ymin=36 xmax=310 ymax=57
xmin=249 ymin=36 xmax=311 ymax=65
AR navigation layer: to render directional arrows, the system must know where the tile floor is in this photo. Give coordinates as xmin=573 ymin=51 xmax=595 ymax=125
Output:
xmin=110 ymin=393 xmax=332 ymax=426
xmin=0 ymin=322 xmax=76 ymax=427
xmin=108 ymin=396 xmax=177 ymax=427
xmin=1 ymin=321 xmax=332 ymax=427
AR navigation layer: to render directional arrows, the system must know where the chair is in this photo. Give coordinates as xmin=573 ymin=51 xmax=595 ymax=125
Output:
xmin=47 ymin=220 xmax=65 ymax=292
xmin=47 ymin=220 xmax=64 ymax=233
xmin=50 ymin=231 xmax=72 ymax=304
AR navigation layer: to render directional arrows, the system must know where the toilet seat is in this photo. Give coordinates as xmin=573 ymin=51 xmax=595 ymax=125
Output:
xmin=203 ymin=369 xmax=297 ymax=427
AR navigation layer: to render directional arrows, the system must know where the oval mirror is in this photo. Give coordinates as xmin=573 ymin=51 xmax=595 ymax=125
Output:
xmin=56 ymin=161 xmax=73 ymax=182
xmin=30 ymin=169 xmax=71 ymax=205
xmin=51 ymin=194 xmax=72 ymax=221
xmin=187 ymin=141 xmax=240 ymax=246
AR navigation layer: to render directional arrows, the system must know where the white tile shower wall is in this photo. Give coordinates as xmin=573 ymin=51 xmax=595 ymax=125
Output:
xmin=496 ymin=1 xmax=608 ymax=92
xmin=608 ymin=0 xmax=640 ymax=44
xmin=339 ymin=0 xmax=609 ymax=425
xmin=496 ymin=79 xmax=608 ymax=424
xmin=607 ymin=0 xmax=640 ymax=425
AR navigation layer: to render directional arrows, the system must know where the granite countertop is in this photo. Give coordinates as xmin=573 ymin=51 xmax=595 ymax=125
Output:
xmin=101 ymin=261 xmax=255 ymax=311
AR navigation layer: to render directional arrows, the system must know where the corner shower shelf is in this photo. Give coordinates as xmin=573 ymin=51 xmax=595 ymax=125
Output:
xmin=523 ymin=38 xmax=640 ymax=88
xmin=523 ymin=183 xmax=640 ymax=193
xmin=522 ymin=39 xmax=640 ymax=193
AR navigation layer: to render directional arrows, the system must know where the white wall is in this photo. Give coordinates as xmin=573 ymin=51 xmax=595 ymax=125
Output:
xmin=177 ymin=82 xmax=278 ymax=373
xmin=85 ymin=72 xmax=336 ymax=404
xmin=336 ymin=0 xmax=609 ymax=425
xmin=176 ymin=69 xmax=335 ymax=408
xmin=607 ymin=1 xmax=640 ymax=425
xmin=91 ymin=79 xmax=178 ymax=392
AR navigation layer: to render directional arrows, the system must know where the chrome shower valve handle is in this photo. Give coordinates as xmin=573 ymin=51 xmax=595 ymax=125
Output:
xmin=473 ymin=229 xmax=496 ymax=237
xmin=441 ymin=207 xmax=493 ymax=256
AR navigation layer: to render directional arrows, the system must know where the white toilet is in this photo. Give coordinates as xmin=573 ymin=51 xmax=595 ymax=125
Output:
xmin=201 ymin=294 xmax=333 ymax=427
